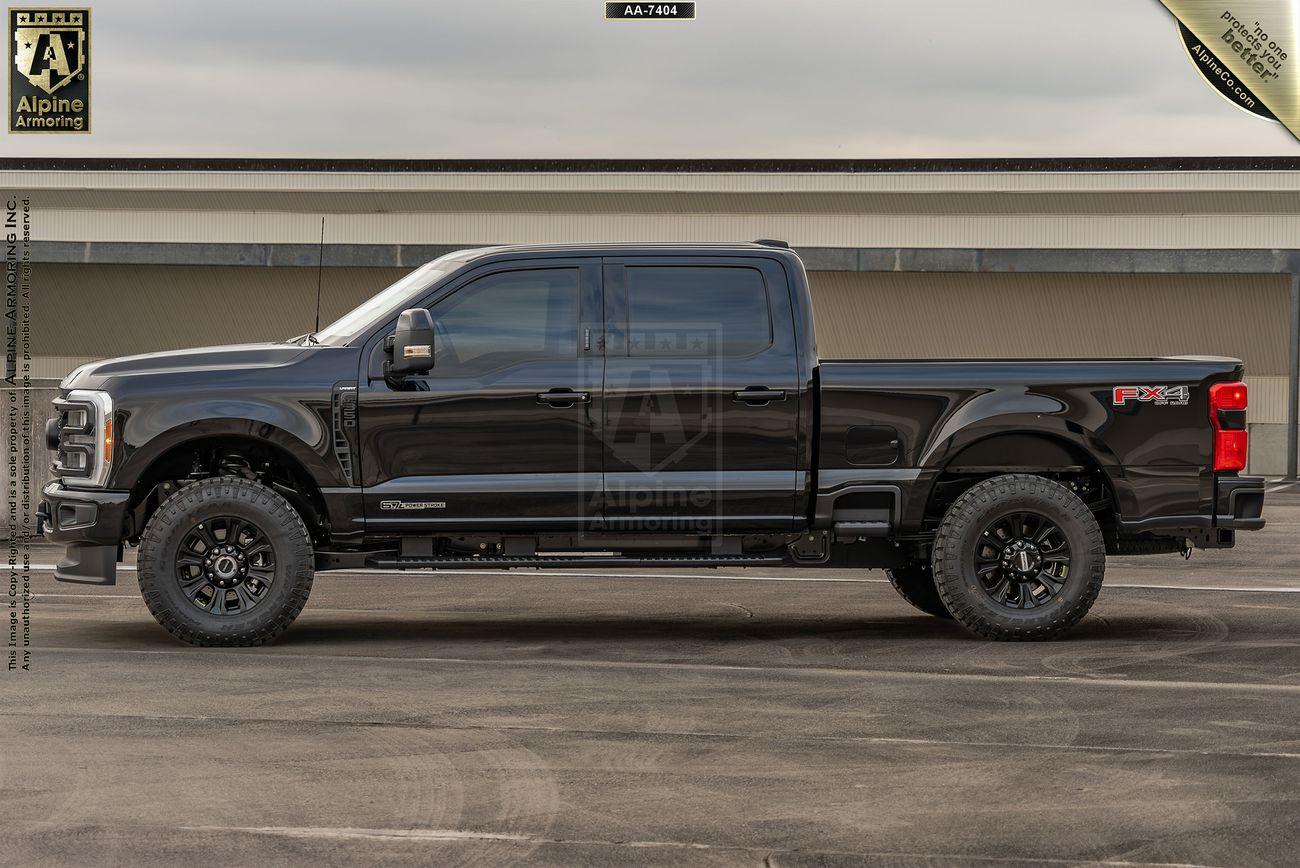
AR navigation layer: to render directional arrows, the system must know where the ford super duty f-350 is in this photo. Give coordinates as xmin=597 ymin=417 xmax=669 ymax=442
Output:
xmin=41 ymin=242 xmax=1266 ymax=645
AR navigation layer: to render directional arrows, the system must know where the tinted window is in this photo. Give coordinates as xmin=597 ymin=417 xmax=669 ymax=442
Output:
xmin=625 ymin=266 xmax=771 ymax=357
xmin=315 ymin=255 xmax=462 ymax=345
xmin=431 ymin=268 xmax=579 ymax=375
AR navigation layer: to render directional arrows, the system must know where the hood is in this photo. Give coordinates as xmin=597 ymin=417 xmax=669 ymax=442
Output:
xmin=62 ymin=342 xmax=312 ymax=390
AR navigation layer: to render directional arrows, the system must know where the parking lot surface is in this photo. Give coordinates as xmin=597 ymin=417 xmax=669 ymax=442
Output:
xmin=5 ymin=485 xmax=1300 ymax=867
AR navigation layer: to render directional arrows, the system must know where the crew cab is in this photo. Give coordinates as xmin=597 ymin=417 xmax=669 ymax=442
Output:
xmin=41 ymin=242 xmax=1266 ymax=644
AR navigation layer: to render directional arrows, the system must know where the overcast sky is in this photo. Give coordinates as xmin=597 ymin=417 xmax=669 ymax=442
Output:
xmin=4 ymin=0 xmax=1298 ymax=157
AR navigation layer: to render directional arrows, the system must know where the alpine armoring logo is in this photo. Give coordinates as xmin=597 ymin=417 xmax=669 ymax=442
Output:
xmin=1112 ymin=385 xmax=1191 ymax=407
xmin=9 ymin=7 xmax=90 ymax=133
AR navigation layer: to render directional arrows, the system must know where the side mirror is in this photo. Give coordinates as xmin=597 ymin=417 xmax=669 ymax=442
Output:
xmin=384 ymin=308 xmax=435 ymax=379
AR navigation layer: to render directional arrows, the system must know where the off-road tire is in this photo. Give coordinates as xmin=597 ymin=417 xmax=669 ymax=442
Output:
xmin=885 ymin=563 xmax=953 ymax=619
xmin=138 ymin=476 xmax=314 ymax=646
xmin=932 ymin=474 xmax=1105 ymax=641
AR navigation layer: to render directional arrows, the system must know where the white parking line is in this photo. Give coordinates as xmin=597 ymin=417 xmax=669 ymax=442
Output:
xmin=1266 ymin=480 xmax=1299 ymax=493
xmin=32 ymin=593 xmax=139 ymax=599
xmin=26 ymin=564 xmax=1300 ymax=595
xmin=337 ymin=567 xmax=876 ymax=582
xmin=1106 ymin=582 xmax=1300 ymax=593
xmin=33 ymin=646 xmax=1300 ymax=695
xmin=10 ymin=706 xmax=1299 ymax=762
xmin=25 ymin=562 xmax=875 ymax=583
xmin=172 ymin=824 xmax=1218 ymax=865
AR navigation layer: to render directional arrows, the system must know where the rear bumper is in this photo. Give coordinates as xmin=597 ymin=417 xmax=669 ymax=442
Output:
xmin=1115 ymin=474 xmax=1265 ymax=548
xmin=1214 ymin=475 xmax=1266 ymax=531
xmin=39 ymin=481 xmax=128 ymax=585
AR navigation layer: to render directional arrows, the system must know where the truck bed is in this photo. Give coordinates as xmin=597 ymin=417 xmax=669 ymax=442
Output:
xmin=815 ymin=355 xmax=1247 ymax=533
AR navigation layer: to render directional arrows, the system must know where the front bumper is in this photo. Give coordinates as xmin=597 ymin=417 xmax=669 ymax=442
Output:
xmin=39 ymin=481 xmax=129 ymax=585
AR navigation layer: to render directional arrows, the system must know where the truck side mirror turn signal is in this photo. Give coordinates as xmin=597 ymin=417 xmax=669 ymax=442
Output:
xmin=384 ymin=307 xmax=435 ymax=380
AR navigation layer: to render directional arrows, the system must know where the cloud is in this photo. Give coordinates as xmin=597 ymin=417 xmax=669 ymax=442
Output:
xmin=7 ymin=0 xmax=1297 ymax=157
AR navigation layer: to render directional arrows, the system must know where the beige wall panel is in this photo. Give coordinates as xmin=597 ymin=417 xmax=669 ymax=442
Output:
xmin=809 ymin=272 xmax=1291 ymax=425
xmin=38 ymin=265 xmax=1287 ymax=369
xmin=808 ymin=272 xmax=1288 ymax=374
xmin=28 ymin=209 xmax=1300 ymax=249
xmin=31 ymin=265 xmax=1293 ymax=427
xmin=1245 ymin=376 xmax=1289 ymax=424
xmin=31 ymin=264 xmax=404 ymax=358
xmin=33 ymin=355 xmax=97 ymax=379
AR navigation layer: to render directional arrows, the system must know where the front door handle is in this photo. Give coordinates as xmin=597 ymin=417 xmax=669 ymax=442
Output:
xmin=732 ymin=388 xmax=786 ymax=406
xmin=537 ymin=389 xmax=590 ymax=406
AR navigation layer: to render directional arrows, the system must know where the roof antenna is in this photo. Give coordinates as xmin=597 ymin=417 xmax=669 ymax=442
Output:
xmin=313 ymin=216 xmax=326 ymax=333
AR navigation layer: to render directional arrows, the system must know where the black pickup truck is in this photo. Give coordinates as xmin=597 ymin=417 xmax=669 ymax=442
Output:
xmin=42 ymin=242 xmax=1266 ymax=645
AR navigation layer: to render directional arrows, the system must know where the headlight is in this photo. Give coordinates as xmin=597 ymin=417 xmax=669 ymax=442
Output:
xmin=51 ymin=389 xmax=113 ymax=488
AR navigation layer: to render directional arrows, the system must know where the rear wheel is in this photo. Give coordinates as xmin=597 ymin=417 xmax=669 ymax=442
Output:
xmin=885 ymin=563 xmax=952 ymax=619
xmin=137 ymin=476 xmax=314 ymax=646
xmin=931 ymin=474 xmax=1105 ymax=641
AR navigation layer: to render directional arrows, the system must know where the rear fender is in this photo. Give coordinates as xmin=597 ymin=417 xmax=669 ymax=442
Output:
xmin=903 ymin=393 xmax=1125 ymax=530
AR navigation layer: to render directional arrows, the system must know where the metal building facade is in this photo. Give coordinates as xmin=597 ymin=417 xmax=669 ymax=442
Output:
xmin=8 ymin=157 xmax=1298 ymax=475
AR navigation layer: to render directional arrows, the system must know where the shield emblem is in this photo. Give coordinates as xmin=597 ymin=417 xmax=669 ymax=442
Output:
xmin=14 ymin=18 xmax=85 ymax=95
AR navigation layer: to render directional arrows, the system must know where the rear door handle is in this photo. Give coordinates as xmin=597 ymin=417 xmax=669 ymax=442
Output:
xmin=732 ymin=388 xmax=787 ymax=405
xmin=537 ymin=389 xmax=590 ymax=406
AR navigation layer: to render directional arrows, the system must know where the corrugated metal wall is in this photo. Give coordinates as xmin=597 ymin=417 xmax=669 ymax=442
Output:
xmin=33 ymin=263 xmax=405 ymax=359
xmin=810 ymin=272 xmax=1289 ymax=373
xmin=14 ymin=167 xmax=1300 ymax=250
xmin=809 ymin=272 xmax=1290 ymax=427
xmin=12 ymin=167 xmax=1300 ymax=193
xmin=23 ymin=190 xmax=1300 ymax=215
xmin=29 ymin=209 xmax=1300 ymax=250
xmin=37 ymin=263 xmax=1288 ymax=424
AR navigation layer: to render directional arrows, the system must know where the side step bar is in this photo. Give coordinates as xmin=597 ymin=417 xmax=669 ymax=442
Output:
xmin=365 ymin=553 xmax=788 ymax=570
xmin=833 ymin=521 xmax=889 ymax=540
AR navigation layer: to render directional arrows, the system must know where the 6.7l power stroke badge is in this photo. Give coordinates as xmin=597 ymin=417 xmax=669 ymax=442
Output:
xmin=9 ymin=7 xmax=90 ymax=133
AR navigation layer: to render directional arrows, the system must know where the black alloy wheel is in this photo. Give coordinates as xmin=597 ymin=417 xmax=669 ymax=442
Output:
xmin=138 ymin=476 xmax=314 ymax=646
xmin=931 ymin=474 xmax=1105 ymax=641
xmin=973 ymin=511 xmax=1072 ymax=610
xmin=176 ymin=515 xmax=277 ymax=616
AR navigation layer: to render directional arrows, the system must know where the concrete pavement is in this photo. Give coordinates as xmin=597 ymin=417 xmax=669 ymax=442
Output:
xmin=4 ymin=488 xmax=1300 ymax=866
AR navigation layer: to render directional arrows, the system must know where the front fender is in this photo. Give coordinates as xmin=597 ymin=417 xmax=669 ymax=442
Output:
xmin=109 ymin=397 xmax=340 ymax=491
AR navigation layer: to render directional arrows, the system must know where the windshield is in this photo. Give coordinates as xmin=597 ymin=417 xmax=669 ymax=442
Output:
xmin=310 ymin=256 xmax=462 ymax=345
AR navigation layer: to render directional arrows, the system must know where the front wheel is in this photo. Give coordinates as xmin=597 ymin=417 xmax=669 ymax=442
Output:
xmin=137 ymin=476 xmax=315 ymax=646
xmin=931 ymin=474 xmax=1105 ymax=641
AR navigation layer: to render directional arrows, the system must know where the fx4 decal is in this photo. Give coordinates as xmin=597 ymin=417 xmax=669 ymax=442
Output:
xmin=1112 ymin=385 xmax=1190 ymax=406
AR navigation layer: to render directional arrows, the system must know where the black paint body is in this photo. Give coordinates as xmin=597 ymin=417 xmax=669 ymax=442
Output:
xmin=43 ymin=243 xmax=1265 ymax=581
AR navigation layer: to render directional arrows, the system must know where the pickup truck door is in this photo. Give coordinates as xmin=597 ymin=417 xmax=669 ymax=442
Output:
xmin=356 ymin=259 xmax=604 ymax=532
xmin=600 ymin=257 xmax=802 ymax=531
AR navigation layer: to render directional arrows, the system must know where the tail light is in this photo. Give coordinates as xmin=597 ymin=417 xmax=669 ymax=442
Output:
xmin=1209 ymin=381 xmax=1248 ymax=472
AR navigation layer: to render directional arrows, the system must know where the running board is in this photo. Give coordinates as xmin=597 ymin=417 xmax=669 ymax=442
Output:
xmin=833 ymin=520 xmax=890 ymax=540
xmin=364 ymin=553 xmax=787 ymax=570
